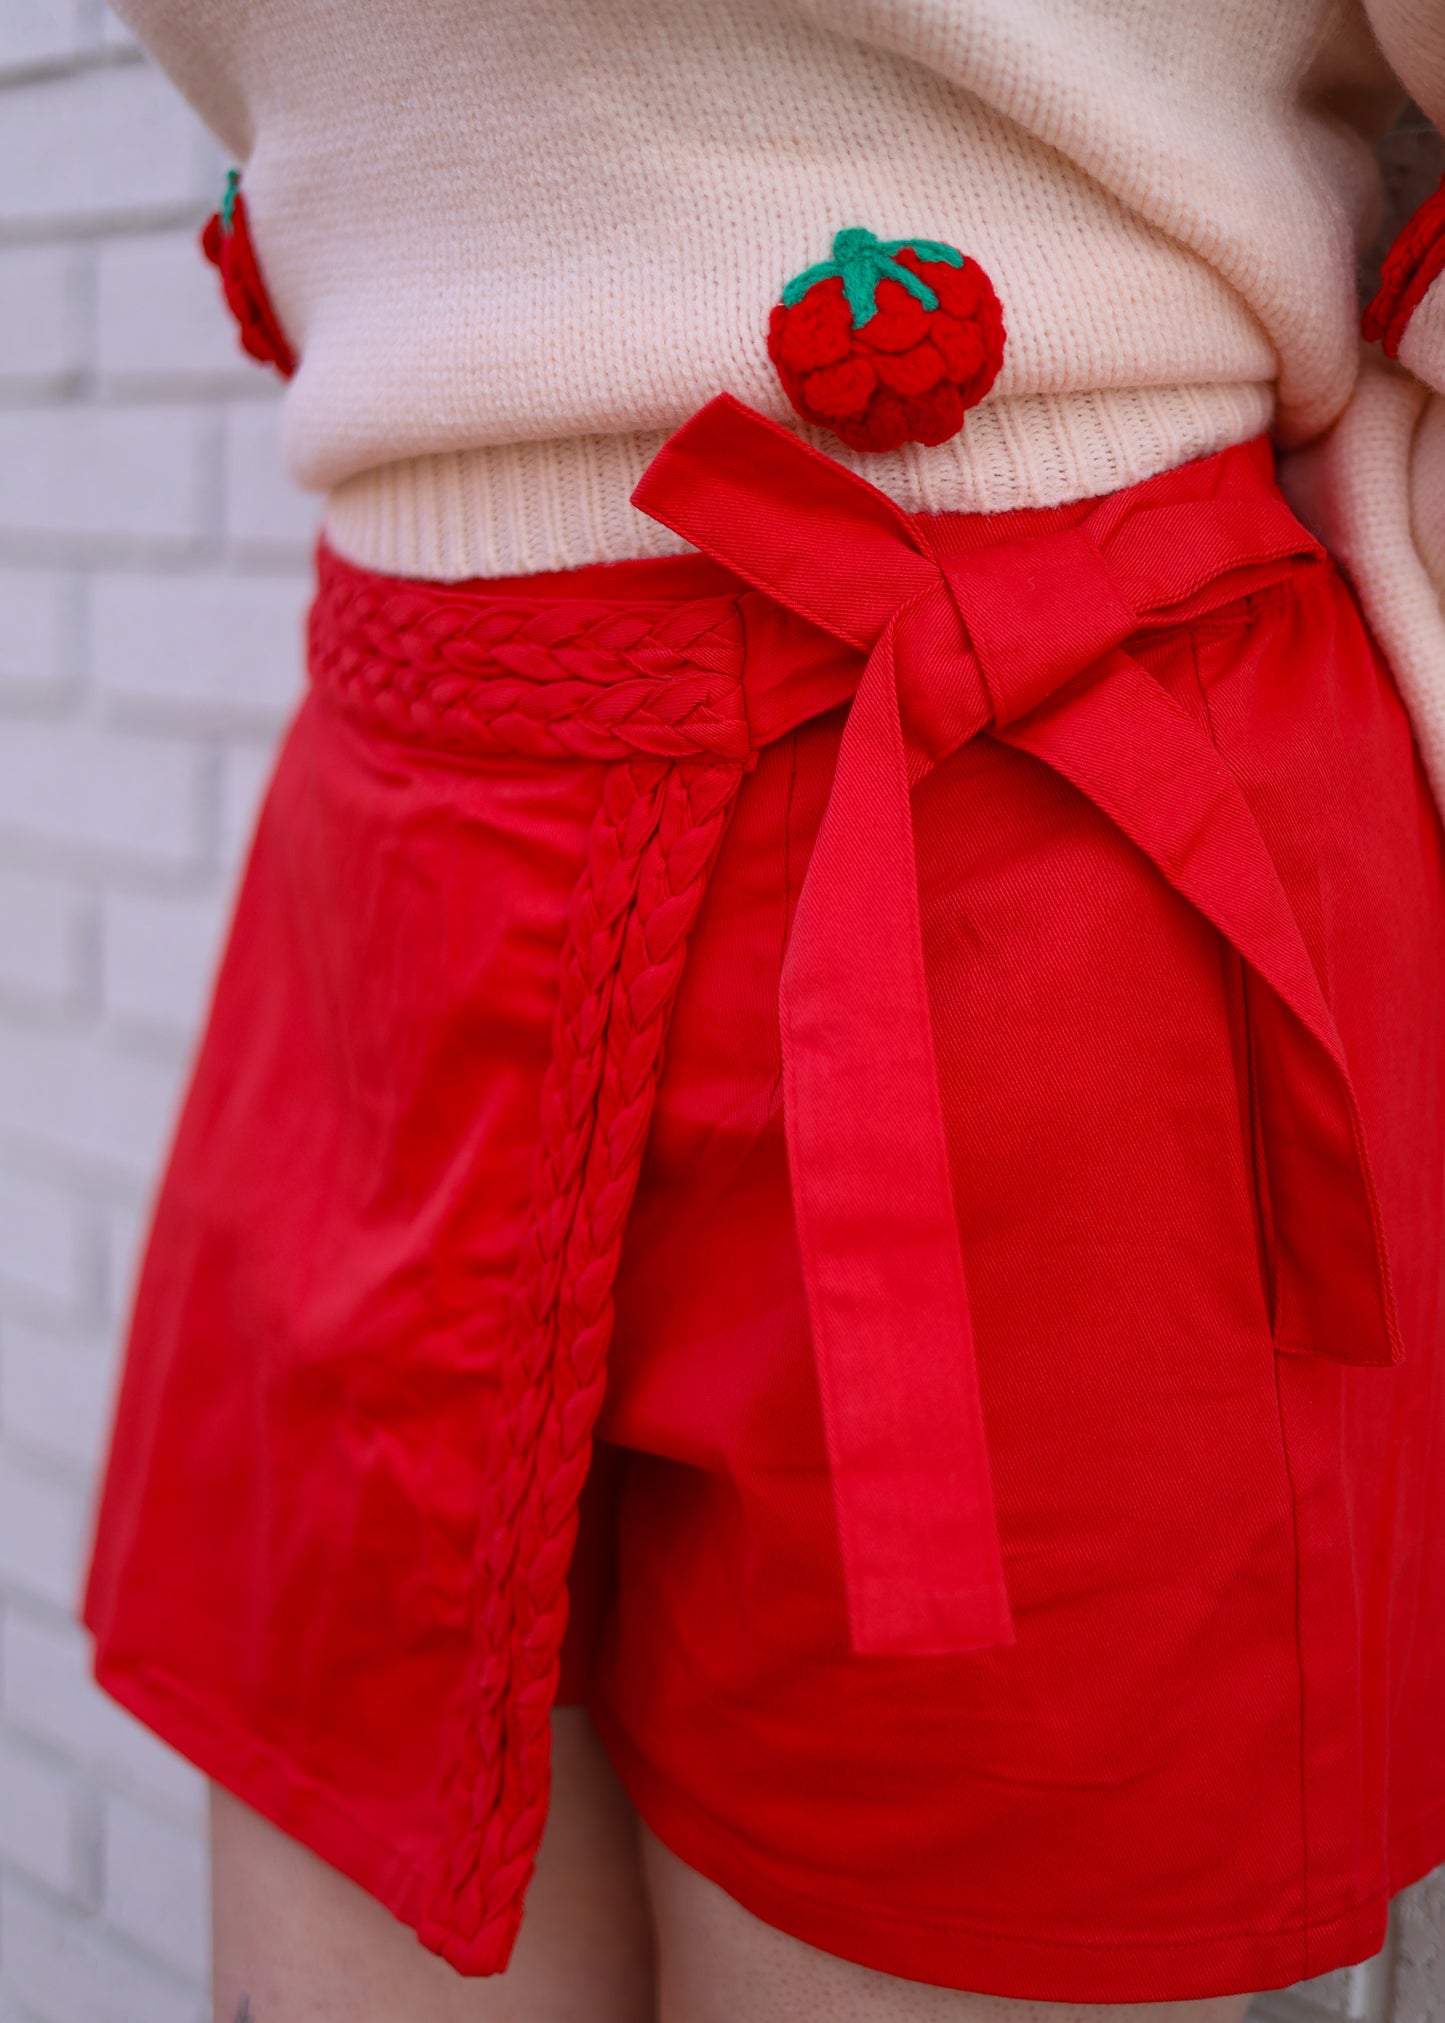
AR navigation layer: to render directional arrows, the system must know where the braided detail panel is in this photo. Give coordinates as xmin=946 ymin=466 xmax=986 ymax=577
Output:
xmin=312 ymin=545 xmax=759 ymax=1968
xmin=309 ymin=549 xmax=750 ymax=765
xmin=421 ymin=746 xmax=750 ymax=1968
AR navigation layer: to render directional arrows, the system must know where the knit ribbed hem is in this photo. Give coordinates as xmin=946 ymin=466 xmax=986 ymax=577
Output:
xmin=322 ymin=382 xmax=1276 ymax=583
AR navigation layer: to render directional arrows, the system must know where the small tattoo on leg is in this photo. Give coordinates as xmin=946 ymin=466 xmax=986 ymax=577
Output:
xmin=233 ymin=2000 xmax=253 ymax=2023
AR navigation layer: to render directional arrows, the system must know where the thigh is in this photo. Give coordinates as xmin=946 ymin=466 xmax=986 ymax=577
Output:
xmin=210 ymin=1710 xmax=654 ymax=2023
xmin=641 ymin=1829 xmax=1253 ymax=2023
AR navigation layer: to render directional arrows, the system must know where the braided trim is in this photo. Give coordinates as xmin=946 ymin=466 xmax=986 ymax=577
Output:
xmin=479 ymin=755 xmax=745 ymax=1958
xmin=420 ymin=748 xmax=749 ymax=1966
xmin=424 ymin=755 xmax=672 ymax=1949
xmin=308 ymin=561 xmax=750 ymax=764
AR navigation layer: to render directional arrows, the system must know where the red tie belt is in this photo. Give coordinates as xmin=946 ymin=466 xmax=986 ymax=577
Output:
xmin=312 ymin=395 xmax=1401 ymax=1974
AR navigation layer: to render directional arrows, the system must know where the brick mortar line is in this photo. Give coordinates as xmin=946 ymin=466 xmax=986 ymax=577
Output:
xmin=0 ymin=1122 xmax=176 ymax=1213
xmin=0 ymin=836 xmax=240 ymax=902
xmin=0 ymin=1268 xmax=110 ymax=1336
xmin=0 ymin=46 xmax=144 ymax=94
xmin=0 ymin=976 xmax=209 ymax=1048
xmin=0 ymin=1429 xmax=99 ymax=1500
xmin=0 ymin=536 xmax=310 ymax=570
xmin=0 ymin=1861 xmax=206 ymax=1996
xmin=0 ymin=563 xmax=308 ymax=589
xmin=0 ymin=384 xmax=281 ymax=411
xmin=0 ymin=208 xmax=214 ymax=252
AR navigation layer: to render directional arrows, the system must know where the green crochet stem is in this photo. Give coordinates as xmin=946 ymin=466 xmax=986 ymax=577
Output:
xmin=781 ymin=226 xmax=964 ymax=327
xmin=220 ymin=168 xmax=241 ymax=234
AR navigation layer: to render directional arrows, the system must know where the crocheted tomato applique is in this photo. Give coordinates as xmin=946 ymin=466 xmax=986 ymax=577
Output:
xmin=1363 ymin=175 xmax=1445 ymax=360
xmin=201 ymin=170 xmax=297 ymax=379
xmin=768 ymin=227 xmax=1004 ymax=453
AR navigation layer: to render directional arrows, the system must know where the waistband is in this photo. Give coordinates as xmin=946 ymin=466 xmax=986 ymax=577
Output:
xmin=309 ymin=422 xmax=1287 ymax=765
xmin=320 ymin=381 xmax=1276 ymax=582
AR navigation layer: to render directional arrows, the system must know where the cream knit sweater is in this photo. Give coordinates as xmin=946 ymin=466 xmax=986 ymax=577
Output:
xmin=116 ymin=0 xmax=1445 ymax=802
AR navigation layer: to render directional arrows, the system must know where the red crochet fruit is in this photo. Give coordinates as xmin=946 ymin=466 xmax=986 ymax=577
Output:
xmin=768 ymin=227 xmax=1005 ymax=453
xmin=201 ymin=171 xmax=297 ymax=380
xmin=1363 ymin=174 xmax=1445 ymax=361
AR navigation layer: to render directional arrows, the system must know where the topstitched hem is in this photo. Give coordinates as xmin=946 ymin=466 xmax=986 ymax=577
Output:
xmin=89 ymin=1652 xmax=429 ymax=1932
xmin=590 ymin=1700 xmax=1416 ymax=2006
xmin=83 ymin=1647 xmax=1442 ymax=2002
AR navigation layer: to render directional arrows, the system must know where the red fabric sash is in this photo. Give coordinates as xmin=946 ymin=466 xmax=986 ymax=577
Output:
xmin=632 ymin=395 xmax=1401 ymax=1661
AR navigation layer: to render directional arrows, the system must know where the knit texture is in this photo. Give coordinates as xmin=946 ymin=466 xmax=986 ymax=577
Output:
xmin=768 ymin=231 xmax=1005 ymax=450
xmin=111 ymin=2 xmax=1442 ymax=588
xmin=320 ymin=385 xmax=1277 ymax=578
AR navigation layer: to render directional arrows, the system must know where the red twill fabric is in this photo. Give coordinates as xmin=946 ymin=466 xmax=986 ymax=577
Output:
xmin=83 ymin=409 xmax=1445 ymax=2004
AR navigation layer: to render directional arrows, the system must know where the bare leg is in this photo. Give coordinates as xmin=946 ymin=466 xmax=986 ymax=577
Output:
xmin=210 ymin=1709 xmax=654 ymax=2023
xmin=641 ymin=1826 xmax=1253 ymax=2023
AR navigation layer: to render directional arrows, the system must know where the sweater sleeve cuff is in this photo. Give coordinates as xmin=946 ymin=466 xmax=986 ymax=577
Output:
xmin=1364 ymin=175 xmax=1445 ymax=388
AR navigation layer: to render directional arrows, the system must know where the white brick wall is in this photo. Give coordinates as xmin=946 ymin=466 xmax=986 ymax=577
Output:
xmin=1393 ymin=1868 xmax=1445 ymax=2020
xmin=0 ymin=250 xmax=86 ymax=390
xmin=0 ymin=21 xmax=1439 ymax=2023
xmin=0 ymin=15 xmax=314 ymax=2019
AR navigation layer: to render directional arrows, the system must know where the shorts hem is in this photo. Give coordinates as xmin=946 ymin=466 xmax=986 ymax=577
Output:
xmin=592 ymin=1704 xmax=1434 ymax=2004
xmin=90 ymin=1651 xmax=429 ymax=1934
xmin=86 ymin=1649 xmax=1445 ymax=2001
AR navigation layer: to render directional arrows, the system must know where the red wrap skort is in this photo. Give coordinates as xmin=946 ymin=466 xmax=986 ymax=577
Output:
xmin=84 ymin=406 xmax=1445 ymax=2004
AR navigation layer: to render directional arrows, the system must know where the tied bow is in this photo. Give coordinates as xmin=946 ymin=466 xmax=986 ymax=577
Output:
xmin=633 ymin=395 xmax=1401 ymax=1657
